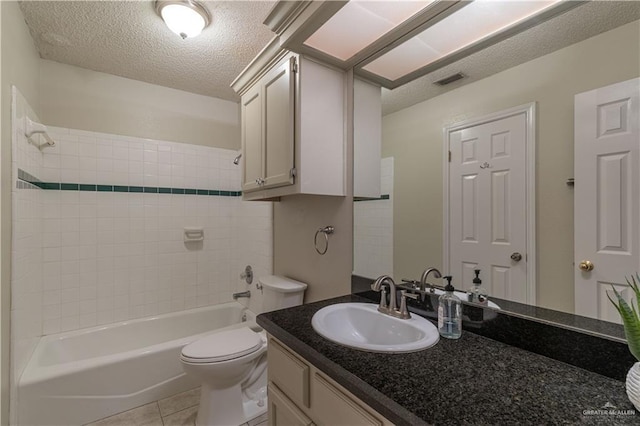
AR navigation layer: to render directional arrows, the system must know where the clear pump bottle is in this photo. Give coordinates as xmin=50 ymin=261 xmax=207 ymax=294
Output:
xmin=467 ymin=269 xmax=488 ymax=305
xmin=438 ymin=276 xmax=462 ymax=339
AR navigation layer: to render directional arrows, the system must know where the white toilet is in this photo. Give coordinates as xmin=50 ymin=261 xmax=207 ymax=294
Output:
xmin=181 ymin=275 xmax=307 ymax=426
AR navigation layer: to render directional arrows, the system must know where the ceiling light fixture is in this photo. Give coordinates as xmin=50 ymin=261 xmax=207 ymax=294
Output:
xmin=155 ymin=0 xmax=211 ymax=39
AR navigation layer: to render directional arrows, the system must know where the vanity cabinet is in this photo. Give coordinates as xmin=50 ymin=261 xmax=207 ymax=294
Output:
xmin=267 ymin=336 xmax=392 ymax=426
xmin=240 ymin=52 xmax=346 ymax=201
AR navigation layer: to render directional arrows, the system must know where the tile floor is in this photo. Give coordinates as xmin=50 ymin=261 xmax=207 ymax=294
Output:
xmin=84 ymin=387 xmax=268 ymax=426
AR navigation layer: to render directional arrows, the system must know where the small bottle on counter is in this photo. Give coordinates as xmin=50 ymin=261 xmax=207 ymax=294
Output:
xmin=467 ymin=269 xmax=488 ymax=305
xmin=438 ymin=276 xmax=462 ymax=339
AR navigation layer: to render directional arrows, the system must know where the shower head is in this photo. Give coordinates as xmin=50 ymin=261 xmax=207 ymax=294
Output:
xmin=233 ymin=154 xmax=242 ymax=165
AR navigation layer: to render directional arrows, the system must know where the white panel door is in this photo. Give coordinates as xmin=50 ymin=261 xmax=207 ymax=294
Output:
xmin=574 ymin=78 xmax=640 ymax=322
xmin=449 ymin=113 xmax=528 ymax=302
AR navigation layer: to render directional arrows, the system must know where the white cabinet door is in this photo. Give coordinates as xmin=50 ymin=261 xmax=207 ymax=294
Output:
xmin=263 ymin=56 xmax=296 ymax=190
xmin=574 ymin=78 xmax=640 ymax=322
xmin=241 ymin=84 xmax=264 ymax=192
xmin=448 ymin=111 xmax=529 ymax=303
xmin=353 ymin=78 xmax=382 ymax=199
xmin=239 ymin=53 xmax=346 ymax=200
xmin=268 ymin=383 xmax=314 ymax=426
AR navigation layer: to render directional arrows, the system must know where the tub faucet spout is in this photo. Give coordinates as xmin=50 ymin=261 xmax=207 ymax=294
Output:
xmin=233 ymin=291 xmax=251 ymax=300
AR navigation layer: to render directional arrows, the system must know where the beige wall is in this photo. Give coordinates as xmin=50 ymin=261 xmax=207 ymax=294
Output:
xmin=39 ymin=60 xmax=240 ymax=150
xmin=1 ymin=2 xmax=41 ymax=424
xmin=274 ymin=195 xmax=352 ymax=303
xmin=382 ymin=20 xmax=640 ymax=313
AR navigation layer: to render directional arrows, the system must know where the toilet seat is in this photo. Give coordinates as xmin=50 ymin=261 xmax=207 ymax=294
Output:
xmin=181 ymin=327 xmax=264 ymax=363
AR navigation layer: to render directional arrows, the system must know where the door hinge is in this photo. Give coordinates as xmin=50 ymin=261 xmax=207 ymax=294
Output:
xmin=291 ymin=58 xmax=298 ymax=73
xmin=290 ymin=167 xmax=297 ymax=178
xmin=448 ymin=150 xmax=452 ymax=162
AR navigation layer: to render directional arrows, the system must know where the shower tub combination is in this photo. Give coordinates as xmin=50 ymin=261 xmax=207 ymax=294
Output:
xmin=18 ymin=302 xmax=262 ymax=426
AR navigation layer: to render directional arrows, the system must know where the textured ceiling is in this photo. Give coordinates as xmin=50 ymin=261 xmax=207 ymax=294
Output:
xmin=381 ymin=1 xmax=640 ymax=115
xmin=19 ymin=0 xmax=277 ymax=102
xmin=18 ymin=1 xmax=640 ymax=111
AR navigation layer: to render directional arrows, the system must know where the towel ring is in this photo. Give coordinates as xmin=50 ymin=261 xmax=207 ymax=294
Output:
xmin=314 ymin=226 xmax=334 ymax=255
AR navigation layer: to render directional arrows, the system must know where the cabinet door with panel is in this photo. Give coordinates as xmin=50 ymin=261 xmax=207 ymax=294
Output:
xmin=266 ymin=336 xmax=392 ymax=426
xmin=241 ymin=83 xmax=264 ymax=192
xmin=263 ymin=56 xmax=296 ymax=190
xmin=241 ymin=54 xmax=296 ymax=193
xmin=268 ymin=383 xmax=314 ymax=426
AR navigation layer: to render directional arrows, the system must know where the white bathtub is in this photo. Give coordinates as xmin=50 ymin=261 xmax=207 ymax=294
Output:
xmin=18 ymin=302 xmax=256 ymax=426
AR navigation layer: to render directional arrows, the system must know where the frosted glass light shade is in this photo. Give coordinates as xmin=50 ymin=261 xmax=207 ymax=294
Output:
xmin=363 ymin=0 xmax=561 ymax=81
xmin=304 ymin=1 xmax=435 ymax=61
xmin=157 ymin=1 xmax=210 ymax=39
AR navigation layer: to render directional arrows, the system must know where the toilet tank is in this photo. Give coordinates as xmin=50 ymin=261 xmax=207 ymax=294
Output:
xmin=259 ymin=275 xmax=308 ymax=312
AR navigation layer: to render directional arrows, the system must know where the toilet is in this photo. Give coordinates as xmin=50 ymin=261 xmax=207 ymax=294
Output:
xmin=181 ymin=275 xmax=307 ymax=426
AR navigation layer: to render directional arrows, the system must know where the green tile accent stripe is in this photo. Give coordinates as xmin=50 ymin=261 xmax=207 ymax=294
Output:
xmin=17 ymin=169 xmax=242 ymax=197
xmin=18 ymin=169 xmax=41 ymax=184
xmin=42 ymin=182 xmax=60 ymax=190
xmin=60 ymin=183 xmax=79 ymax=191
xmin=16 ymin=180 xmax=39 ymax=190
xmin=354 ymin=194 xmax=390 ymax=202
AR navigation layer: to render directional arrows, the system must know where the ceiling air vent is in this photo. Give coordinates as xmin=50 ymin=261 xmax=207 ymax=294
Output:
xmin=434 ymin=73 xmax=466 ymax=86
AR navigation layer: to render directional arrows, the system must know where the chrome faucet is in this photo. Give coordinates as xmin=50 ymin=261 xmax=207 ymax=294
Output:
xmin=419 ymin=267 xmax=442 ymax=292
xmin=371 ymin=275 xmax=418 ymax=319
xmin=233 ymin=290 xmax=251 ymax=300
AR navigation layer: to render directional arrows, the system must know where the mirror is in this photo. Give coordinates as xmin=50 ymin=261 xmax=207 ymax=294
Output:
xmin=353 ymin=1 xmax=640 ymax=324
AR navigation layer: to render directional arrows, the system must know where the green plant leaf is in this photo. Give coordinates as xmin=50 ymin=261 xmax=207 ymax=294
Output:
xmin=609 ymin=278 xmax=640 ymax=362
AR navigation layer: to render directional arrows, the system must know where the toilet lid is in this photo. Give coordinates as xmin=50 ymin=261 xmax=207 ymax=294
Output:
xmin=181 ymin=327 xmax=263 ymax=363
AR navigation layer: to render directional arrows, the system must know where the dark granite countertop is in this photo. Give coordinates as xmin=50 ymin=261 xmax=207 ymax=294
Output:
xmin=257 ymin=294 xmax=637 ymax=425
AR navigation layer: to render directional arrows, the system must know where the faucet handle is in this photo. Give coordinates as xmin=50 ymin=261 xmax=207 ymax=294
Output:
xmin=398 ymin=290 xmax=419 ymax=319
xmin=378 ymin=287 xmax=389 ymax=313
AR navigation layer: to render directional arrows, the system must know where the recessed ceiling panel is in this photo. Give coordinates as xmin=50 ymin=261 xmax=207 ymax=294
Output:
xmin=303 ymin=0 xmax=435 ymax=61
xmin=363 ymin=0 xmax=561 ymax=81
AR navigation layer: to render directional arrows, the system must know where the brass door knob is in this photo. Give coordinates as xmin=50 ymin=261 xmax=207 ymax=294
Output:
xmin=579 ymin=260 xmax=594 ymax=271
xmin=510 ymin=252 xmax=523 ymax=262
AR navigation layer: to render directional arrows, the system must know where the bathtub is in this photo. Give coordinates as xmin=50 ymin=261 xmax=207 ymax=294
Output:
xmin=18 ymin=302 xmax=257 ymax=426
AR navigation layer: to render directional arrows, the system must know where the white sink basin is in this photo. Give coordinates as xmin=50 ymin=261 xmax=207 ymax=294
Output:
xmin=311 ymin=303 xmax=439 ymax=353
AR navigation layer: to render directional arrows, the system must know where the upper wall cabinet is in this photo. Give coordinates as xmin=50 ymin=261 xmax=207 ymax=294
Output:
xmin=235 ymin=48 xmax=346 ymax=201
xmin=241 ymin=55 xmax=296 ymax=193
xmin=353 ymin=78 xmax=381 ymax=199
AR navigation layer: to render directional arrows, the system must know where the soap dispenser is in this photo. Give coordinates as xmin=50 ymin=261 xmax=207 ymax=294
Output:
xmin=438 ymin=276 xmax=462 ymax=339
xmin=467 ymin=269 xmax=488 ymax=305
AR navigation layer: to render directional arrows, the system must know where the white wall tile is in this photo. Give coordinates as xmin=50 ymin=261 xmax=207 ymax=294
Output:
xmin=11 ymin=114 xmax=274 ymax=415
xmin=354 ymin=157 xmax=394 ymax=279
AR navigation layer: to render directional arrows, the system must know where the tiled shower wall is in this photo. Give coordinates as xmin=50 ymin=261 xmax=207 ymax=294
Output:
xmin=11 ymin=88 xmax=44 ymax=397
xmin=353 ymin=157 xmax=393 ymax=279
xmin=35 ymin=123 xmax=273 ymax=335
xmin=10 ymin=87 xmax=272 ymax=395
